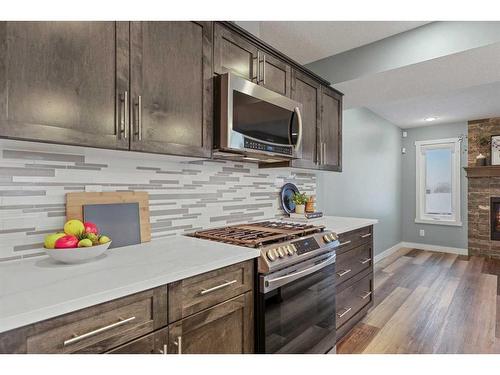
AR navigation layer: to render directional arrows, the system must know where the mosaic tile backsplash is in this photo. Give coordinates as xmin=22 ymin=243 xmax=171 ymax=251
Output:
xmin=0 ymin=139 xmax=316 ymax=262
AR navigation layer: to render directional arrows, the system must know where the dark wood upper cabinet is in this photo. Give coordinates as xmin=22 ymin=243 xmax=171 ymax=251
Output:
xmin=319 ymin=86 xmax=342 ymax=171
xmin=214 ymin=23 xmax=258 ymax=82
xmin=259 ymin=52 xmax=291 ymax=97
xmin=129 ymin=21 xmax=213 ymax=158
xmin=214 ymin=24 xmax=291 ymax=97
xmin=0 ymin=21 xmax=130 ymax=150
xmin=289 ymin=70 xmax=321 ymax=169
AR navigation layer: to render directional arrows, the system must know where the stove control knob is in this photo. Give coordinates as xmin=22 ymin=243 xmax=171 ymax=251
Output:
xmin=290 ymin=244 xmax=297 ymax=253
xmin=323 ymin=234 xmax=332 ymax=243
xmin=266 ymin=249 xmax=277 ymax=262
xmin=330 ymin=233 xmax=338 ymax=242
xmin=277 ymin=247 xmax=286 ymax=258
xmin=286 ymin=245 xmax=294 ymax=256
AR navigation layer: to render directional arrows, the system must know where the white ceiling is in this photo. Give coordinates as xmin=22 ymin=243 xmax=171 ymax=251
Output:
xmin=367 ymin=81 xmax=500 ymax=128
xmin=257 ymin=21 xmax=430 ymax=64
xmin=335 ymin=42 xmax=500 ymax=128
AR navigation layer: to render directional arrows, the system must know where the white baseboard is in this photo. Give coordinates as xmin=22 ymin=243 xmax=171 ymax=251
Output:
xmin=400 ymin=242 xmax=468 ymax=256
xmin=374 ymin=242 xmax=404 ymax=263
xmin=374 ymin=241 xmax=468 ymax=263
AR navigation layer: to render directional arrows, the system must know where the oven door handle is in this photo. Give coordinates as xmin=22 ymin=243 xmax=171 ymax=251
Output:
xmin=263 ymin=253 xmax=336 ymax=292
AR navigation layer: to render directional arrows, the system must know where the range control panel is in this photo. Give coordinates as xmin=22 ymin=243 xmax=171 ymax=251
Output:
xmin=259 ymin=231 xmax=339 ymax=273
xmin=244 ymin=138 xmax=293 ymax=156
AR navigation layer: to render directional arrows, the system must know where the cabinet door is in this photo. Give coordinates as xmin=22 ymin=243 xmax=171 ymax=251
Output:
xmin=0 ymin=22 xmax=129 ymax=149
xmin=129 ymin=21 xmax=212 ymax=157
xmin=260 ymin=52 xmax=291 ymax=97
xmin=290 ymin=70 xmax=321 ymax=169
xmin=319 ymin=86 xmax=342 ymax=171
xmin=106 ymin=327 xmax=168 ymax=354
xmin=168 ymin=293 xmax=253 ymax=354
xmin=214 ymin=23 xmax=258 ymax=82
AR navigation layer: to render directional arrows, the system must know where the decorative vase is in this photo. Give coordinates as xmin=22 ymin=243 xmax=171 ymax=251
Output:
xmin=295 ymin=204 xmax=305 ymax=214
xmin=476 ymin=153 xmax=486 ymax=166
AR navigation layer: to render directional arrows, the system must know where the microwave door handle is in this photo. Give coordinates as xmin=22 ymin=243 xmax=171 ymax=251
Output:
xmin=293 ymin=106 xmax=303 ymax=150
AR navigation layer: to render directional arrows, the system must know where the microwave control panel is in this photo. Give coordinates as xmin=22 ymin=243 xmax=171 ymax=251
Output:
xmin=244 ymin=138 xmax=292 ymax=156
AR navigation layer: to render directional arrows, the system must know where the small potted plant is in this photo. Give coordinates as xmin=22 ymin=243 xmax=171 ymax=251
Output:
xmin=291 ymin=192 xmax=308 ymax=214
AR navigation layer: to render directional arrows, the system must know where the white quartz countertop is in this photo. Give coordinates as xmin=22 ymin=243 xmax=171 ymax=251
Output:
xmin=312 ymin=216 xmax=378 ymax=234
xmin=282 ymin=215 xmax=378 ymax=234
xmin=0 ymin=236 xmax=260 ymax=334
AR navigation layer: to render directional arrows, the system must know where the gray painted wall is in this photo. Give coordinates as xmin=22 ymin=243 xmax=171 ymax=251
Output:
xmin=401 ymin=122 xmax=468 ymax=249
xmin=317 ymin=108 xmax=402 ymax=255
xmin=306 ymin=21 xmax=500 ymax=84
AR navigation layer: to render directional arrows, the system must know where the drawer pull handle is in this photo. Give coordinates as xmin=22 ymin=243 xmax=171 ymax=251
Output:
xmin=360 ymin=233 xmax=372 ymax=238
xmin=174 ymin=336 xmax=182 ymax=354
xmin=336 ymin=269 xmax=352 ymax=277
xmin=200 ymin=279 xmax=237 ymax=295
xmin=63 ymin=316 xmax=136 ymax=346
xmin=339 ymin=240 xmax=352 ymax=247
xmin=337 ymin=307 xmax=352 ymax=318
xmin=359 ymin=257 xmax=372 ymax=265
xmin=360 ymin=291 xmax=372 ymax=300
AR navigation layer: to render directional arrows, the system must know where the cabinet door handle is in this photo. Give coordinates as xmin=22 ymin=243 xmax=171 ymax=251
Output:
xmin=359 ymin=291 xmax=372 ymax=300
xmin=63 ymin=316 xmax=136 ymax=346
xmin=336 ymin=269 xmax=351 ymax=277
xmin=174 ymin=336 xmax=182 ymax=354
xmin=337 ymin=307 xmax=352 ymax=318
xmin=158 ymin=344 xmax=168 ymax=354
xmin=338 ymin=240 xmax=351 ymax=247
xmin=200 ymin=279 xmax=237 ymax=295
xmin=119 ymin=91 xmax=128 ymax=139
xmin=134 ymin=95 xmax=142 ymax=141
xmin=361 ymin=233 xmax=372 ymax=238
xmin=262 ymin=54 xmax=266 ymax=84
xmin=359 ymin=257 xmax=372 ymax=265
xmin=253 ymin=51 xmax=260 ymax=82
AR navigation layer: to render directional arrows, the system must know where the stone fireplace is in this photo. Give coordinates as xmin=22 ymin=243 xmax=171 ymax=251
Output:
xmin=466 ymin=117 xmax=500 ymax=258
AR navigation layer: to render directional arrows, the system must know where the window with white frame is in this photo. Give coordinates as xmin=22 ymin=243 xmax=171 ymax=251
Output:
xmin=415 ymin=138 xmax=462 ymax=226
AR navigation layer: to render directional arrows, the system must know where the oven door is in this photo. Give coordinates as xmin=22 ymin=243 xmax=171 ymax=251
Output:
xmin=219 ymin=72 xmax=303 ymax=160
xmin=257 ymin=252 xmax=336 ymax=354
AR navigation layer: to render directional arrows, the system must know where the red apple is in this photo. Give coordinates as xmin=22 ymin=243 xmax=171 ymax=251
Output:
xmin=83 ymin=221 xmax=99 ymax=235
xmin=54 ymin=235 xmax=79 ymax=249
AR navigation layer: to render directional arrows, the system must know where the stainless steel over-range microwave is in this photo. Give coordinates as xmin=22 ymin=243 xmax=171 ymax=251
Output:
xmin=214 ymin=73 xmax=303 ymax=162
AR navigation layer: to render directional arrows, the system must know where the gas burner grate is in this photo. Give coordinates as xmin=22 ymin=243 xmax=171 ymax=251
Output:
xmin=192 ymin=221 xmax=324 ymax=248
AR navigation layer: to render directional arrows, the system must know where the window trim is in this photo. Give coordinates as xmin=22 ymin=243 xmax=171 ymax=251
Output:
xmin=415 ymin=137 xmax=462 ymax=227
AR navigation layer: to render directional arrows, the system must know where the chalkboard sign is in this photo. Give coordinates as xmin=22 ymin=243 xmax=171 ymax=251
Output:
xmin=83 ymin=203 xmax=142 ymax=249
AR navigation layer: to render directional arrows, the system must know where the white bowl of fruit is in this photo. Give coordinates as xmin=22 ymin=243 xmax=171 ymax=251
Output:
xmin=43 ymin=220 xmax=112 ymax=264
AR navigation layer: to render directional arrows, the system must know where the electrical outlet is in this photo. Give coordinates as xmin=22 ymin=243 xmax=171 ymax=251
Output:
xmin=402 ymin=131 xmax=408 ymax=138
xmin=419 ymin=229 xmax=425 ymax=237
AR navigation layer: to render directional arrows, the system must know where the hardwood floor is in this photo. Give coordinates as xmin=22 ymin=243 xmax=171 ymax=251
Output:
xmin=337 ymin=248 xmax=500 ymax=354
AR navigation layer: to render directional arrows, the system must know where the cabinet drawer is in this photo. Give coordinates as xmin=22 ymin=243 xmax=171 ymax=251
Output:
xmin=168 ymin=260 xmax=253 ymax=321
xmin=337 ymin=226 xmax=372 ymax=254
xmin=25 ymin=286 xmax=167 ymax=354
xmin=336 ymin=274 xmax=373 ymax=329
xmin=335 ymin=242 xmax=372 ymax=285
xmin=106 ymin=327 xmax=168 ymax=354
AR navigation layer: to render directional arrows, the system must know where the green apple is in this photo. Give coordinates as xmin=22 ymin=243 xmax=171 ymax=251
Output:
xmin=44 ymin=232 xmax=66 ymax=249
xmin=98 ymin=235 xmax=111 ymax=244
xmin=78 ymin=239 xmax=93 ymax=247
xmin=86 ymin=233 xmax=99 ymax=245
xmin=64 ymin=219 xmax=85 ymax=236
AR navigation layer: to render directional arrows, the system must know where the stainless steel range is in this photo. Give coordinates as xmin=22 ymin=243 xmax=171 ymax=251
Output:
xmin=192 ymin=221 xmax=340 ymax=354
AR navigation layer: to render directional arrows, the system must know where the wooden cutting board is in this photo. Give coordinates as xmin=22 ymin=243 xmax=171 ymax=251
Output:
xmin=66 ymin=191 xmax=151 ymax=242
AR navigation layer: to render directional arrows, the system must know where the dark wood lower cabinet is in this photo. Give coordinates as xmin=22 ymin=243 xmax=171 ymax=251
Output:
xmin=106 ymin=327 xmax=168 ymax=354
xmin=335 ymin=226 xmax=374 ymax=342
xmin=168 ymin=293 xmax=253 ymax=354
xmin=0 ymin=260 xmax=254 ymax=354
